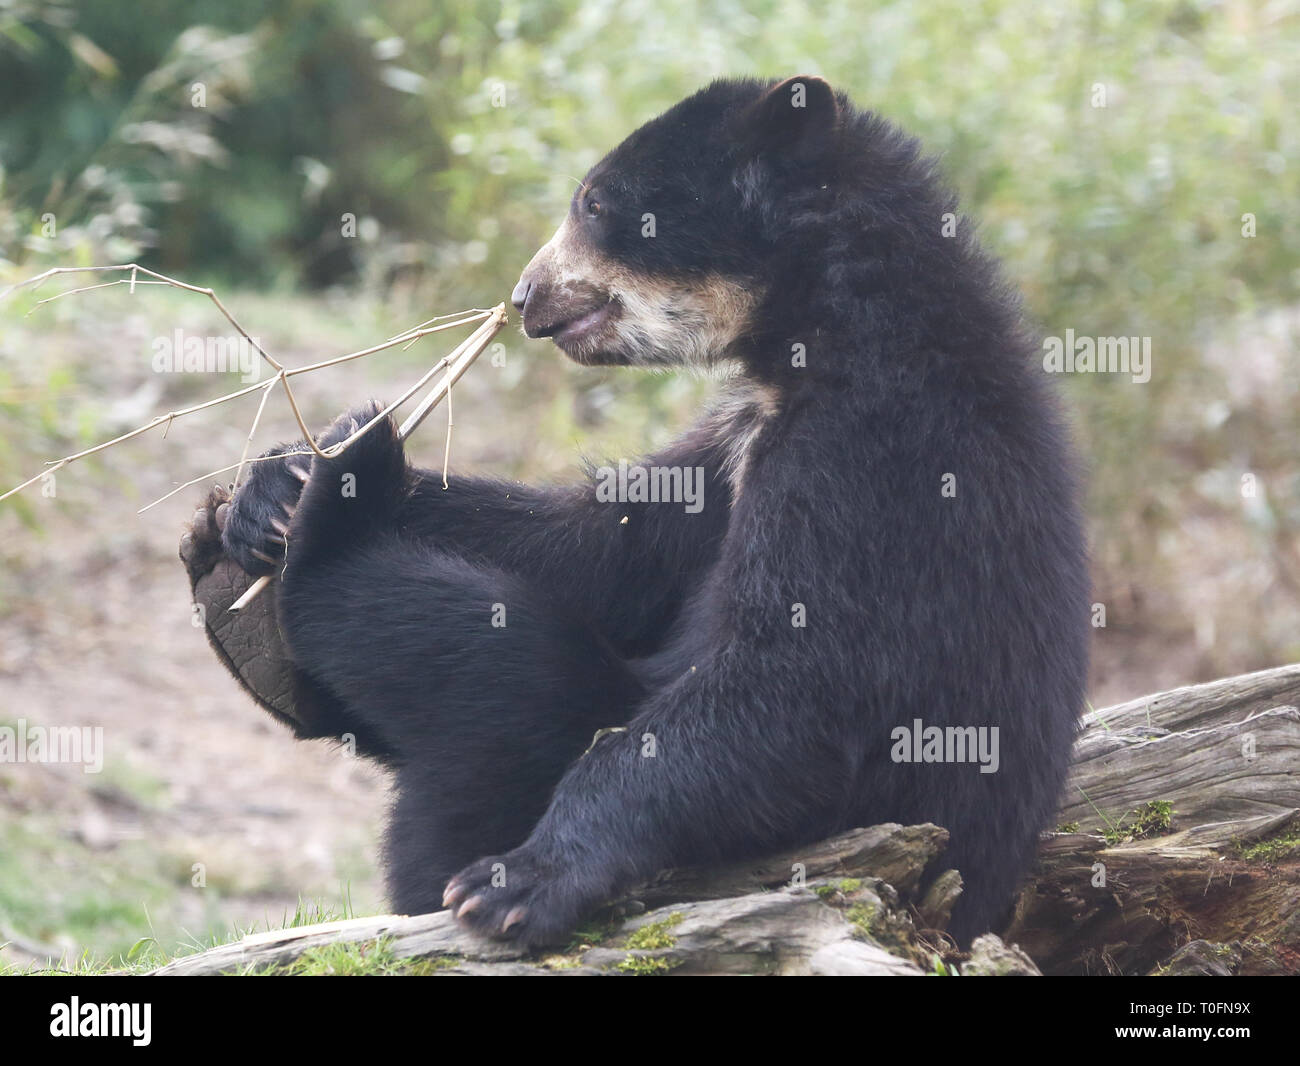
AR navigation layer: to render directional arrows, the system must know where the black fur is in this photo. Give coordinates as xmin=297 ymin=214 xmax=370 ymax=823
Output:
xmin=212 ymin=76 xmax=1089 ymax=946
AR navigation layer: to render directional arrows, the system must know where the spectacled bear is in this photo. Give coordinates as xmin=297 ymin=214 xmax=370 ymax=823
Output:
xmin=181 ymin=75 xmax=1089 ymax=947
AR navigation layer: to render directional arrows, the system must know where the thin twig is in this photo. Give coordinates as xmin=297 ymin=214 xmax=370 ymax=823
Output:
xmin=442 ymin=385 xmax=454 ymax=490
xmin=131 ymin=316 xmax=501 ymax=516
xmin=228 ymin=304 xmax=506 ymax=611
xmin=1 ymin=263 xmax=507 ymax=616
xmin=0 ymin=378 xmax=276 ymax=503
xmin=233 ymin=370 xmax=277 ymax=489
xmin=0 ymin=263 xmax=502 ymax=503
xmin=138 ymin=449 xmax=317 ymax=515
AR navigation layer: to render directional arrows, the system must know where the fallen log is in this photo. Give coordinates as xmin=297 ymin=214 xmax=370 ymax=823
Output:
xmin=1009 ymin=662 xmax=1300 ymax=975
xmin=152 ymin=824 xmax=955 ymax=976
xmin=150 ymin=663 xmax=1300 ymax=976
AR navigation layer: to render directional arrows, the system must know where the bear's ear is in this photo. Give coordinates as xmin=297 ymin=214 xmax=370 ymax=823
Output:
xmin=742 ymin=75 xmax=839 ymax=168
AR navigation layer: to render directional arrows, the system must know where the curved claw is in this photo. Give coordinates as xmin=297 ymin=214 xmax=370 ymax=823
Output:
xmin=250 ymin=547 xmax=279 ymax=566
xmin=288 ymin=464 xmax=310 ymax=484
xmin=442 ymin=879 xmax=468 ymax=910
xmin=454 ymin=894 xmax=484 ymax=920
xmin=501 ymin=907 xmax=528 ymax=935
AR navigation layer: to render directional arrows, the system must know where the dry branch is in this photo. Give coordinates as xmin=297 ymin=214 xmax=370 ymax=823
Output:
xmin=229 ymin=306 xmax=505 ymax=609
xmin=0 ymin=265 xmax=507 ymax=566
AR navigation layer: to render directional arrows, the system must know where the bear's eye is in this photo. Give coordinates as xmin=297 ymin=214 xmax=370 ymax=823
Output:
xmin=585 ymin=197 xmax=603 ymax=217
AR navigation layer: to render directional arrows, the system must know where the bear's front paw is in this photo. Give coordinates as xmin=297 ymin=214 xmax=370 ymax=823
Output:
xmin=302 ymin=401 xmax=407 ymax=511
xmin=220 ymin=445 xmax=310 ymax=577
xmin=443 ymin=844 xmax=607 ymax=949
xmin=220 ymin=401 xmax=403 ymax=577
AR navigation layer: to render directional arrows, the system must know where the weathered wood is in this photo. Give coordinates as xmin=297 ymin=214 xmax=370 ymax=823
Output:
xmin=626 ymin=822 xmax=948 ymax=906
xmin=151 ymin=664 xmax=1300 ymax=976
xmin=962 ymin=935 xmax=1042 ymax=976
xmin=1007 ymin=829 xmax=1300 ymax=975
xmin=1083 ymin=662 xmax=1300 ymax=732
xmin=153 ymin=823 xmax=949 ymax=976
xmin=153 ymin=910 xmax=518 ymax=975
xmin=1060 ymin=665 xmax=1300 ymax=841
xmin=1011 ymin=663 xmax=1300 ymax=975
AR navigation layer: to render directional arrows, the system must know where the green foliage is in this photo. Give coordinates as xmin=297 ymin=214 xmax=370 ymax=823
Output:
xmin=1 ymin=4 xmax=1298 ymax=962
xmin=622 ymin=911 xmax=683 ymax=951
xmin=1232 ymin=826 xmax=1300 ymax=864
xmin=6 ymin=1 xmax=1297 ymax=313
xmin=1098 ymin=799 xmax=1175 ymax=846
xmin=615 ymin=954 xmax=677 ymax=974
xmin=931 ymin=953 xmax=960 ymax=976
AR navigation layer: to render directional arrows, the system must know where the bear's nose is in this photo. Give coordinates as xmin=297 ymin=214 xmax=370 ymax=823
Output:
xmin=510 ymin=278 xmax=532 ymax=313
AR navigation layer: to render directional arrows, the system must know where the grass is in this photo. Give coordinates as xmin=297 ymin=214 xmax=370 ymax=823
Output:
xmin=0 ymin=892 xmax=369 ymax=975
xmin=930 ymin=955 xmax=961 ymax=977
xmin=0 ymin=793 xmax=177 ymax=970
xmin=1076 ymin=790 xmax=1175 ymax=846
xmin=0 ymin=700 xmax=381 ymax=975
xmin=1098 ymin=800 xmax=1175 ymax=846
xmin=242 ymin=938 xmax=460 ymax=977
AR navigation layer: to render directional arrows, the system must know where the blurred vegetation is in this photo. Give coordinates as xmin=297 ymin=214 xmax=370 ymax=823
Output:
xmin=1 ymin=0 xmax=1298 ymax=967
xmin=2 ymin=0 xmax=1299 ymax=661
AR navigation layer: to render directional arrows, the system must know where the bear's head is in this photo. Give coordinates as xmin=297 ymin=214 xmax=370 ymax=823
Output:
xmin=511 ymin=75 xmax=846 ymax=371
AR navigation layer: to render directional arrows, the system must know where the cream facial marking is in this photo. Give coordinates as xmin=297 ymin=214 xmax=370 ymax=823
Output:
xmin=518 ymin=217 xmax=760 ymax=368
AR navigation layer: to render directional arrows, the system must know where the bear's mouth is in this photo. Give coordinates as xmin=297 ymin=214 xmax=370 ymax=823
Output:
xmin=548 ymin=300 xmax=621 ymax=351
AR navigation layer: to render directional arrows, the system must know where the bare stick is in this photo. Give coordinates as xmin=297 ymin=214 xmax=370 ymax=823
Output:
xmin=1 ymin=262 xmax=507 ymax=616
xmin=442 ymin=385 xmax=454 ymax=490
xmin=0 ymin=262 xmax=500 ymax=503
xmin=3 ymin=263 xmax=286 ymax=374
xmin=233 ymin=372 xmax=277 ymax=489
xmin=138 ymin=449 xmax=317 ymax=515
xmin=142 ymin=308 xmax=505 ymax=517
xmin=322 ymin=305 xmax=506 ymax=456
xmin=228 ymin=304 xmax=506 ymax=611
xmin=0 ymin=377 xmax=276 ymax=504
